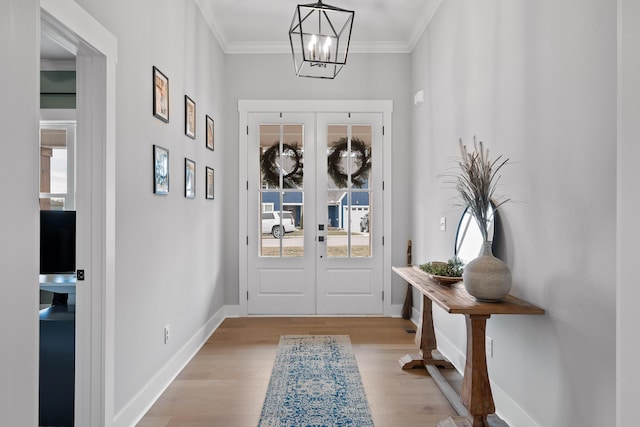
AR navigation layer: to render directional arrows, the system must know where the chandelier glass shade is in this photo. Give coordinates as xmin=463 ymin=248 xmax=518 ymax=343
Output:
xmin=289 ymin=1 xmax=354 ymax=79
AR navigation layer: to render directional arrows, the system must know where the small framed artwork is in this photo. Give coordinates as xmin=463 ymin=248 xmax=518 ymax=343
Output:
xmin=206 ymin=167 xmax=214 ymax=200
xmin=185 ymin=158 xmax=196 ymax=198
xmin=185 ymin=95 xmax=196 ymax=139
xmin=153 ymin=145 xmax=169 ymax=194
xmin=205 ymin=115 xmax=214 ymax=151
xmin=152 ymin=66 xmax=169 ymax=122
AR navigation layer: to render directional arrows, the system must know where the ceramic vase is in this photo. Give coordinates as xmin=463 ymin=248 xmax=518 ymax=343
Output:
xmin=463 ymin=241 xmax=512 ymax=302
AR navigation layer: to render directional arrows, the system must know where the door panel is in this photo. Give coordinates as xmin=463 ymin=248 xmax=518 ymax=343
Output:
xmin=247 ymin=113 xmax=316 ymax=314
xmin=325 ymin=269 xmax=372 ymax=294
xmin=258 ymin=268 xmax=306 ymax=293
xmin=316 ymin=113 xmax=383 ymax=314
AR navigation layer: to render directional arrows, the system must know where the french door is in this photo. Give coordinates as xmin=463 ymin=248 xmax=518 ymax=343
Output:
xmin=316 ymin=113 xmax=383 ymax=314
xmin=246 ymin=111 xmax=384 ymax=315
xmin=247 ymin=113 xmax=317 ymax=314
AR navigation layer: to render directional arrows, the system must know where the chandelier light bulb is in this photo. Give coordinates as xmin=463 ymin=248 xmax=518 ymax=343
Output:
xmin=309 ymin=34 xmax=318 ymax=60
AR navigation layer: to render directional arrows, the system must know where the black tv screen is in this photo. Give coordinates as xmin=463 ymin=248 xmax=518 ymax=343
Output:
xmin=40 ymin=210 xmax=76 ymax=274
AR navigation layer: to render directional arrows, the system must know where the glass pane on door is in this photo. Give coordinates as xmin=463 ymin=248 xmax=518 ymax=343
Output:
xmin=259 ymin=124 xmax=304 ymax=257
xmin=325 ymin=124 xmax=372 ymax=258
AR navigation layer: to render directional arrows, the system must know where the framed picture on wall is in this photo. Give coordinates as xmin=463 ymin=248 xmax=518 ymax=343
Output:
xmin=185 ymin=95 xmax=196 ymax=139
xmin=153 ymin=145 xmax=169 ymax=194
xmin=206 ymin=167 xmax=214 ymax=200
xmin=185 ymin=158 xmax=196 ymax=198
xmin=152 ymin=67 xmax=169 ymax=122
xmin=206 ymin=115 xmax=214 ymax=150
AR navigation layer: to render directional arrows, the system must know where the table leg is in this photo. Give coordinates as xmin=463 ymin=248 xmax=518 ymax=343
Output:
xmin=416 ymin=295 xmax=436 ymax=355
xmin=399 ymin=294 xmax=453 ymax=370
xmin=461 ymin=314 xmax=495 ymax=427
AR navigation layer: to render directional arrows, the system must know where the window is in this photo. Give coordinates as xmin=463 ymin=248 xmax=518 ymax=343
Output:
xmin=40 ymin=122 xmax=76 ymax=211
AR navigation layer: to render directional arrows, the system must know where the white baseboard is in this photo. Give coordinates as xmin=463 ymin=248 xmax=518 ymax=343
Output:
xmin=411 ymin=305 xmax=420 ymax=326
xmin=389 ymin=303 xmax=403 ymax=317
xmin=491 ymin=381 xmax=540 ymax=427
xmin=434 ymin=329 xmax=466 ymax=372
xmin=434 ymin=329 xmax=540 ymax=427
xmin=224 ymin=304 xmax=240 ymax=318
xmin=113 ymin=305 xmax=229 ymax=427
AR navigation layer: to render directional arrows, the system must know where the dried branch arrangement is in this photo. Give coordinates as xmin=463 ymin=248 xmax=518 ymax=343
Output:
xmin=447 ymin=136 xmax=510 ymax=241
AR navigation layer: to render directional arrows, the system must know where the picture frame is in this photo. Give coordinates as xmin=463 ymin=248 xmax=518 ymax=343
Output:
xmin=206 ymin=167 xmax=214 ymax=200
xmin=153 ymin=145 xmax=169 ymax=194
xmin=152 ymin=66 xmax=169 ymax=122
xmin=205 ymin=115 xmax=214 ymax=151
xmin=185 ymin=95 xmax=196 ymax=139
xmin=185 ymin=158 xmax=196 ymax=198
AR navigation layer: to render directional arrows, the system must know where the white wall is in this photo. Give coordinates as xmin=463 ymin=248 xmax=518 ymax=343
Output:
xmin=617 ymin=0 xmax=640 ymax=425
xmin=0 ymin=1 xmax=40 ymax=425
xmin=224 ymin=53 xmax=413 ymax=306
xmin=72 ymin=0 xmax=227 ymax=417
xmin=412 ymin=1 xmax=616 ymax=425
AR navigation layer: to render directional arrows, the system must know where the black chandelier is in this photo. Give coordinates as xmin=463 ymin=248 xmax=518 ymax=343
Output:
xmin=288 ymin=0 xmax=355 ymax=79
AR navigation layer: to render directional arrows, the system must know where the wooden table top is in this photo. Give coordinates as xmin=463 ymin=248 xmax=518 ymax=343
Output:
xmin=392 ymin=266 xmax=545 ymax=316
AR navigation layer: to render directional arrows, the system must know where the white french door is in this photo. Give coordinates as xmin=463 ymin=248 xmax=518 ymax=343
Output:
xmin=245 ymin=108 xmax=386 ymax=315
xmin=316 ymin=113 xmax=383 ymax=314
xmin=247 ymin=113 xmax=317 ymax=314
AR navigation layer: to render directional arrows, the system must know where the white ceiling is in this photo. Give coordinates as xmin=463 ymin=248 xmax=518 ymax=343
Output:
xmin=195 ymin=0 xmax=442 ymax=54
xmin=40 ymin=0 xmax=441 ymax=60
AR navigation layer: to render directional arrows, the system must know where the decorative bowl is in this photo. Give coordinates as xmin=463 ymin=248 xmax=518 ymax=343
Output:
xmin=419 ymin=261 xmax=463 ymax=287
xmin=427 ymin=274 xmax=463 ymax=286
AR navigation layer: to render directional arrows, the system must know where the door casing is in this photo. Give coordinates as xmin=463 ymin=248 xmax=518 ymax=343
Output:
xmin=238 ymin=100 xmax=393 ymax=316
xmin=40 ymin=2 xmax=117 ymax=425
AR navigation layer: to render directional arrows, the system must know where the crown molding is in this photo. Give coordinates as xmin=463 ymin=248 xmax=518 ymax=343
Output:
xmin=222 ymin=40 xmax=413 ymax=55
xmin=194 ymin=0 xmax=230 ymax=52
xmin=408 ymin=0 xmax=443 ymax=51
xmin=195 ymin=0 xmax=443 ymax=55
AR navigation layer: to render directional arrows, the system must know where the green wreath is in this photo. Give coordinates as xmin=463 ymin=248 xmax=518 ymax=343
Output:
xmin=260 ymin=142 xmax=304 ymax=188
xmin=327 ymin=137 xmax=371 ymax=188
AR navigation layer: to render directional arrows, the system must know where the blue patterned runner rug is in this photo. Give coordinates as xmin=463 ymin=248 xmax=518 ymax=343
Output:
xmin=258 ymin=335 xmax=374 ymax=427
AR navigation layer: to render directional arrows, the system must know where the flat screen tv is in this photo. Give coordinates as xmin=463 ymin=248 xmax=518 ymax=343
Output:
xmin=40 ymin=210 xmax=76 ymax=274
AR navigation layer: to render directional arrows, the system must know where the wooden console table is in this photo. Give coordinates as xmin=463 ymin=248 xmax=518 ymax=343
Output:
xmin=393 ymin=266 xmax=545 ymax=427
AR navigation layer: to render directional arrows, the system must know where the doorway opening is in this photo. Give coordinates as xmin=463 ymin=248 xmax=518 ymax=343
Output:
xmin=39 ymin=1 xmax=117 ymax=425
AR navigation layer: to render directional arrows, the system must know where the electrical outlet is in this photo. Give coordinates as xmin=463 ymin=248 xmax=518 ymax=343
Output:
xmin=164 ymin=325 xmax=170 ymax=344
xmin=440 ymin=217 xmax=446 ymax=231
xmin=486 ymin=336 xmax=493 ymax=358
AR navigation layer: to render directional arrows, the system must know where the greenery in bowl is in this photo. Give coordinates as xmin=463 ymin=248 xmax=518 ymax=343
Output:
xmin=419 ymin=256 xmax=464 ymax=277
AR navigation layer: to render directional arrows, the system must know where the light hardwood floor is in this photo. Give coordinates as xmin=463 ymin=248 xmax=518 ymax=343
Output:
xmin=136 ymin=317 xmax=462 ymax=427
